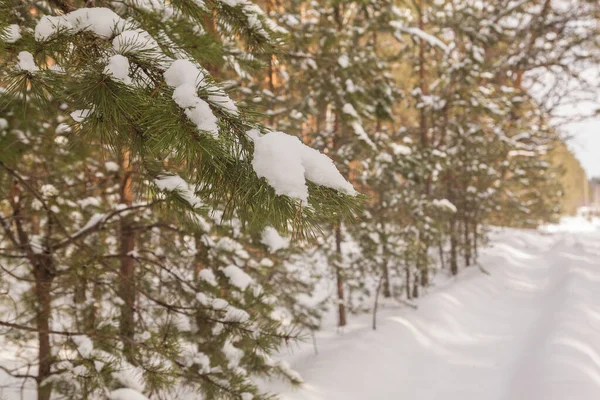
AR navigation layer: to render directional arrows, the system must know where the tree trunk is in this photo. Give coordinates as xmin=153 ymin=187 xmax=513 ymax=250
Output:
xmin=438 ymin=240 xmax=446 ymax=270
xmin=335 ymin=224 xmax=346 ymax=327
xmin=405 ymin=257 xmax=412 ymax=300
xmin=473 ymin=222 xmax=479 ymax=263
xmin=34 ymin=256 xmax=55 ymax=400
xmin=419 ymin=245 xmax=429 ymax=287
xmin=412 ymin=272 xmax=419 ymax=299
xmin=118 ymin=152 xmax=136 ymax=362
xmin=450 ymin=218 xmax=458 ymax=276
xmin=382 ymin=259 xmax=391 ymax=298
xmin=464 ymin=217 xmax=471 ymax=267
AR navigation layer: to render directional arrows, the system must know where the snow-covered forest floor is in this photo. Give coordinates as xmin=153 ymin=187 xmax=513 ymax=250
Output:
xmin=266 ymin=216 xmax=600 ymax=400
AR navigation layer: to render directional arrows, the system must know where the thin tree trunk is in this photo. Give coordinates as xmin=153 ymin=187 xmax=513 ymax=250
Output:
xmin=372 ymin=273 xmax=384 ymax=330
xmin=118 ymin=152 xmax=136 ymax=363
xmin=450 ymin=217 xmax=458 ymax=276
xmin=464 ymin=217 xmax=471 ymax=267
xmin=34 ymin=255 xmax=55 ymax=400
xmin=405 ymin=256 xmax=412 ymax=300
xmin=405 ymin=264 xmax=412 ymax=300
xmin=335 ymin=224 xmax=346 ymax=327
xmin=438 ymin=239 xmax=446 ymax=270
xmin=473 ymin=222 xmax=479 ymax=263
xmin=382 ymin=259 xmax=391 ymax=298
xmin=419 ymin=245 xmax=429 ymax=287
xmin=412 ymin=272 xmax=419 ymax=299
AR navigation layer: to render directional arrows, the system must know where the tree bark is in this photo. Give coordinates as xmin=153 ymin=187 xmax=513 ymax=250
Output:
xmin=405 ymin=255 xmax=412 ymax=300
xmin=382 ymin=259 xmax=391 ymax=298
xmin=464 ymin=217 xmax=471 ymax=267
xmin=33 ymin=255 xmax=55 ymax=400
xmin=450 ymin=217 xmax=458 ymax=276
xmin=335 ymin=224 xmax=346 ymax=327
xmin=118 ymin=152 xmax=136 ymax=363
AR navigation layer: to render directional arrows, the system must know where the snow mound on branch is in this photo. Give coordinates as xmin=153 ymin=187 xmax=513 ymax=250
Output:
xmin=72 ymin=335 xmax=94 ymax=358
xmin=261 ymin=226 xmax=290 ymax=253
xmin=198 ymin=268 xmax=218 ymax=286
xmin=220 ymin=265 xmax=254 ymax=290
xmin=154 ymin=174 xmax=202 ymax=208
xmin=70 ymin=108 xmax=94 ymax=122
xmin=391 ymin=143 xmax=411 ymax=155
xmin=2 ymin=24 xmax=21 ymax=43
xmin=338 ymin=54 xmax=349 ymax=68
xmin=390 ymin=21 xmax=449 ymax=52
xmin=113 ymin=29 xmax=160 ymax=53
xmin=17 ymin=51 xmax=39 ymax=72
xmin=104 ymin=54 xmax=132 ymax=85
xmin=249 ymin=130 xmax=357 ymax=203
xmin=35 ymin=8 xmax=127 ymax=41
xmin=164 ymin=60 xmax=219 ymax=137
xmin=431 ymin=198 xmax=457 ymax=213
xmin=164 ymin=59 xmax=205 ymax=88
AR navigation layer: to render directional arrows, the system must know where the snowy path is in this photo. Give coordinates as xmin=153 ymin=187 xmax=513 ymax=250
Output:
xmin=269 ymin=227 xmax=600 ymax=400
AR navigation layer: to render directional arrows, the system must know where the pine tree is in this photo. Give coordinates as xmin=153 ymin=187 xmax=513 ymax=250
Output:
xmin=0 ymin=1 xmax=362 ymax=399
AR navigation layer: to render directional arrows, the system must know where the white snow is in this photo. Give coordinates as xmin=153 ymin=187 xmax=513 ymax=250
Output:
xmin=29 ymin=235 xmax=44 ymax=254
xmin=250 ymin=130 xmax=356 ymax=203
xmin=391 ymin=21 xmax=449 ymax=52
xmin=198 ymin=268 xmax=218 ymax=286
xmin=267 ymin=225 xmax=600 ymax=400
xmin=337 ymin=54 xmax=349 ymax=68
xmin=220 ymin=265 xmax=254 ymax=291
xmin=342 ymin=103 xmax=359 ymax=118
xmin=164 ymin=59 xmax=205 ymax=88
xmin=109 ymin=388 xmax=149 ymax=400
xmin=70 ymin=108 xmax=94 ymax=122
xmin=154 ymin=174 xmax=202 ymax=208
xmin=35 ymin=8 xmax=127 ymax=41
xmin=16 ymin=51 xmax=39 ymax=72
xmin=104 ymin=54 xmax=132 ymax=85
xmin=350 ymin=121 xmax=376 ymax=149
xmin=112 ymin=361 xmax=146 ymax=393
xmin=261 ymin=226 xmax=290 ymax=253
xmin=72 ymin=335 xmax=94 ymax=358
xmin=77 ymin=213 xmax=106 ymax=234
xmin=113 ymin=29 xmax=160 ymax=53
xmin=212 ymin=298 xmax=229 ymax=310
xmin=164 ymin=60 xmax=219 ymax=137
xmin=105 ymin=161 xmax=120 ymax=171
xmin=222 ymin=339 xmax=244 ymax=370
xmin=40 ymin=184 xmax=58 ymax=198
xmin=2 ymin=24 xmax=21 ymax=43
xmin=391 ymin=143 xmax=411 ymax=155
xmin=431 ymin=198 xmax=457 ymax=213
xmin=55 ymin=123 xmax=71 ymax=134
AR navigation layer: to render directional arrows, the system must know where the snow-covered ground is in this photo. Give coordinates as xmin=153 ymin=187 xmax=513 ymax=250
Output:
xmin=268 ymin=215 xmax=600 ymax=400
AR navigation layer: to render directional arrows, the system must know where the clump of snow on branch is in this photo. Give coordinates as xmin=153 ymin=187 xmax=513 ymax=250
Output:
xmin=220 ymin=265 xmax=255 ymax=291
xmin=261 ymin=226 xmax=290 ymax=253
xmin=17 ymin=51 xmax=39 ymax=72
xmin=154 ymin=174 xmax=202 ymax=208
xmin=164 ymin=60 xmax=219 ymax=137
xmin=70 ymin=108 xmax=94 ymax=122
xmin=72 ymin=335 xmax=94 ymax=358
xmin=248 ymin=129 xmax=356 ymax=203
xmin=390 ymin=21 xmax=449 ymax=52
xmin=35 ymin=8 xmax=128 ymax=41
xmin=104 ymin=55 xmax=132 ymax=85
xmin=432 ymin=199 xmax=457 ymax=213
xmin=1 ymin=24 xmax=21 ymax=43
